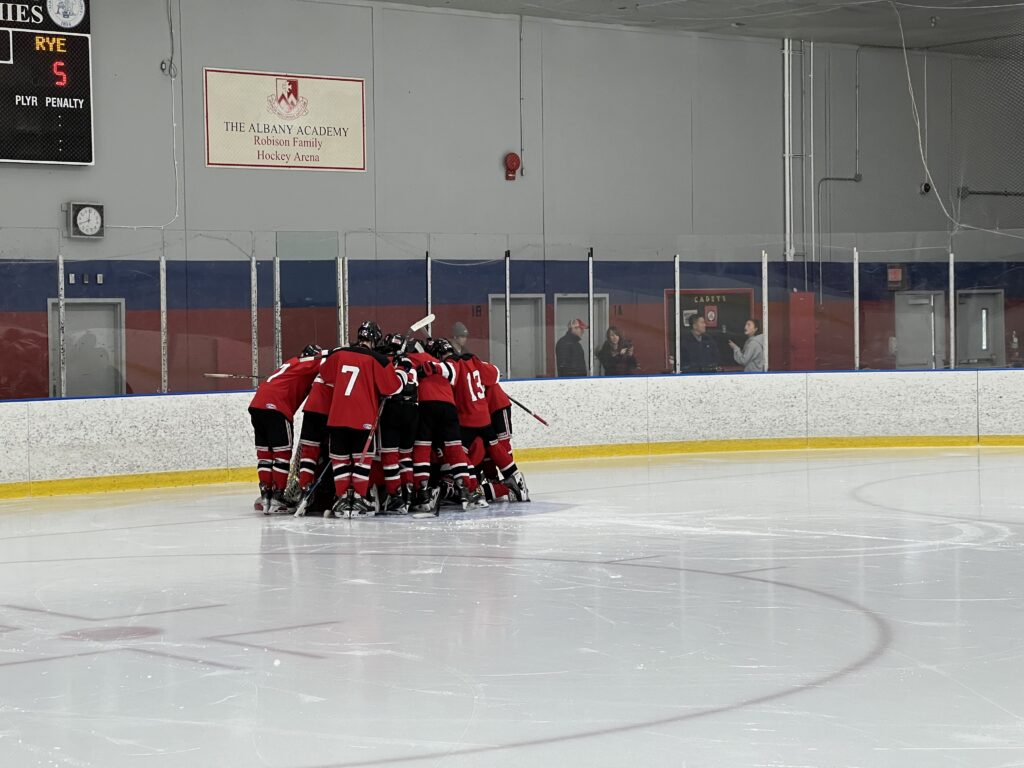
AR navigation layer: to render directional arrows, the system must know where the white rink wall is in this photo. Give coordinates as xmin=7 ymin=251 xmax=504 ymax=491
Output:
xmin=2 ymin=370 xmax=1024 ymax=490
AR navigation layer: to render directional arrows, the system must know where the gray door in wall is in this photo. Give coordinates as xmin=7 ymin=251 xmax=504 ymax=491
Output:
xmin=489 ymin=295 xmax=545 ymax=379
xmin=957 ymin=290 xmax=1005 ymax=368
xmin=48 ymin=300 xmax=126 ymax=397
xmin=553 ymin=294 xmax=609 ymax=377
xmin=894 ymin=291 xmax=946 ymax=370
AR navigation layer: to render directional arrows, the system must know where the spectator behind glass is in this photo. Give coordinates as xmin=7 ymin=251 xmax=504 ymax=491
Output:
xmin=452 ymin=321 xmax=470 ymax=354
xmin=597 ymin=326 xmax=638 ymax=376
xmin=679 ymin=314 xmax=718 ymax=373
xmin=728 ymin=318 xmax=766 ymax=372
xmin=555 ymin=318 xmax=589 ymax=377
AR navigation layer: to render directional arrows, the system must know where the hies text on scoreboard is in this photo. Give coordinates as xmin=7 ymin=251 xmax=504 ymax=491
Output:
xmin=0 ymin=0 xmax=92 ymax=165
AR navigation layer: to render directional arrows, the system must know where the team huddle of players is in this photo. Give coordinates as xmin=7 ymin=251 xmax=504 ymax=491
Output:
xmin=247 ymin=320 xmax=529 ymax=518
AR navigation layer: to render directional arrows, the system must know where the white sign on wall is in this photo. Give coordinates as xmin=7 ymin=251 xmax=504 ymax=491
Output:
xmin=204 ymin=68 xmax=366 ymax=172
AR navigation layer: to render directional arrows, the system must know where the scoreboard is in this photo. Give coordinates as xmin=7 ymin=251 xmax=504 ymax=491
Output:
xmin=0 ymin=0 xmax=92 ymax=165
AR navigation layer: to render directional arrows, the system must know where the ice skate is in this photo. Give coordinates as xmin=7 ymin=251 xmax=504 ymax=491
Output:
xmin=267 ymin=490 xmax=290 ymax=515
xmin=329 ymin=490 xmax=354 ymax=519
xmin=506 ymin=472 xmax=530 ymax=503
xmin=454 ymin=478 xmax=471 ymax=511
xmin=410 ymin=485 xmax=440 ymax=518
xmin=383 ymin=492 xmax=409 ymax=515
xmin=258 ymin=483 xmax=273 ymax=515
xmin=351 ymin=488 xmax=378 ymax=518
xmin=293 ymin=486 xmax=311 ymax=517
xmin=467 ymin=486 xmax=489 ymax=509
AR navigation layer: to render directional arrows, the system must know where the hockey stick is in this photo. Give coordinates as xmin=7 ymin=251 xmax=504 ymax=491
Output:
xmin=294 ymin=313 xmax=435 ymax=518
xmin=292 ymin=458 xmax=333 ymax=517
xmin=205 ymin=372 xmax=264 ymax=380
xmin=506 ymin=394 xmax=549 ymax=427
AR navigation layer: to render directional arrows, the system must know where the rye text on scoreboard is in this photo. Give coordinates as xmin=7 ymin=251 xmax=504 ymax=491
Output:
xmin=0 ymin=0 xmax=93 ymax=165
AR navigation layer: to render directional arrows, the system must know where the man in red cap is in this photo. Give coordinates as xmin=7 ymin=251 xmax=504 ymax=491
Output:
xmin=555 ymin=318 xmax=589 ymax=377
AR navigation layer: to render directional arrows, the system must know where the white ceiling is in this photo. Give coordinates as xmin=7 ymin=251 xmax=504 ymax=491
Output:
xmin=378 ymin=0 xmax=1024 ymax=49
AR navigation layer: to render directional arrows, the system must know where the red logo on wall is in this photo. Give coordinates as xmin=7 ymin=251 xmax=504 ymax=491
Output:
xmin=267 ymin=78 xmax=309 ymax=120
xmin=705 ymin=306 xmax=719 ymax=328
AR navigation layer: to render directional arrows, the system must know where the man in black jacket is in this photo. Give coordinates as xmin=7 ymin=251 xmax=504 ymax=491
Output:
xmin=680 ymin=314 xmax=718 ymax=373
xmin=556 ymin=318 xmax=588 ymax=377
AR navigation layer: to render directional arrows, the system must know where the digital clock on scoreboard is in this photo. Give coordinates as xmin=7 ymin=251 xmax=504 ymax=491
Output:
xmin=0 ymin=0 xmax=93 ymax=165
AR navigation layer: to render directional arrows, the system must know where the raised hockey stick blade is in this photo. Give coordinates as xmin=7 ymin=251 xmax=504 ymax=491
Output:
xmin=409 ymin=313 xmax=435 ymax=333
xmin=397 ymin=313 xmax=436 ymax=356
xmin=507 ymin=394 xmax=549 ymax=427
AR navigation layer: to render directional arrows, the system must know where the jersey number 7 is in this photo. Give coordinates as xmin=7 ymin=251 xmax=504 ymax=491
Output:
xmin=340 ymin=365 xmax=361 ymax=396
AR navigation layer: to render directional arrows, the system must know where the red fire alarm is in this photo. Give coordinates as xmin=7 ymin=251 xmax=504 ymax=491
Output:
xmin=504 ymin=152 xmax=521 ymax=181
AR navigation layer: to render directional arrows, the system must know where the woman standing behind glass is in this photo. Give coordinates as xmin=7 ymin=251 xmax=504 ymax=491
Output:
xmin=597 ymin=326 xmax=638 ymax=376
xmin=728 ymin=319 xmax=766 ymax=372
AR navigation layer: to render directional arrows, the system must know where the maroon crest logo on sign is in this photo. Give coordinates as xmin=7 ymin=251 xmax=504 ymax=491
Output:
xmin=705 ymin=306 xmax=719 ymax=328
xmin=267 ymin=77 xmax=309 ymax=120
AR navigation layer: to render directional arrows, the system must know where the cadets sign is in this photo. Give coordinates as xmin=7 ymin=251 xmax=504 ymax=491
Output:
xmin=204 ymin=68 xmax=366 ymax=172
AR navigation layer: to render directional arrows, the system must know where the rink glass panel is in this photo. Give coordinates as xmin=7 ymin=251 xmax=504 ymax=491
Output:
xmin=592 ymin=255 xmax=673 ymax=377
xmin=0 ymin=228 xmax=59 ymax=400
xmin=493 ymin=246 xmax=550 ymax=380
xmin=859 ymin=254 xmax=951 ymax=371
xmin=344 ymin=232 xmax=431 ymax=348
xmin=953 ymin=229 xmax=1024 ymax=371
xmin=274 ymin=232 xmax=339 ymax=363
xmin=167 ymin=231 xmax=256 ymax=394
xmin=773 ymin=248 xmax=856 ymax=372
xmin=60 ymin=229 xmax=164 ymax=397
xmin=674 ymin=254 xmax=765 ymax=375
xmin=431 ymin=251 xmax=504 ymax=370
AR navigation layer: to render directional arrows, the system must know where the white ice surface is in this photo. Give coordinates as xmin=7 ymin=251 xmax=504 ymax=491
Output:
xmin=1 ymin=449 xmax=1024 ymax=767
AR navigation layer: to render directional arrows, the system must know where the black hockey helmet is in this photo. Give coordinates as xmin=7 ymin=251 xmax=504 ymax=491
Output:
xmin=356 ymin=320 xmax=383 ymax=347
xmin=380 ymin=332 xmax=406 ymax=354
xmin=427 ymin=337 xmax=455 ymax=360
xmin=300 ymin=343 xmax=323 ymax=358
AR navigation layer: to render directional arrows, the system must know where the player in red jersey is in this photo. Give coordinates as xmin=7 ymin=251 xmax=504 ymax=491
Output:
xmin=406 ymin=338 xmax=475 ymax=514
xmin=375 ymin=333 xmax=419 ymax=514
xmin=248 ymin=344 xmax=323 ymax=514
xmin=487 ymin=380 xmax=513 ymax=457
xmin=447 ymin=347 xmax=529 ymax=501
xmin=320 ymin=321 xmax=409 ymax=518
xmin=476 ymin=379 xmax=530 ymax=502
xmin=295 ymin=347 xmax=339 ymax=492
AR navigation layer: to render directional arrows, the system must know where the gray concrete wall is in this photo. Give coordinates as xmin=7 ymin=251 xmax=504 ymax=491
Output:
xmin=0 ymin=0 xmax=782 ymax=263
xmin=2 ymin=0 xmax=1018 ymax=264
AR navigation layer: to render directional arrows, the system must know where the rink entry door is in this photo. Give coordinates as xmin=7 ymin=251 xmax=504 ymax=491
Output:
xmin=47 ymin=299 xmax=127 ymax=397
xmin=894 ymin=291 xmax=947 ymax=370
xmin=956 ymin=289 xmax=1005 ymax=368
xmin=488 ymin=294 xmax=546 ymax=379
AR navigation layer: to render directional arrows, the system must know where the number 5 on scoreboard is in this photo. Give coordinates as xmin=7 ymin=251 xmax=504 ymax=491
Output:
xmin=341 ymin=365 xmax=360 ymax=396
